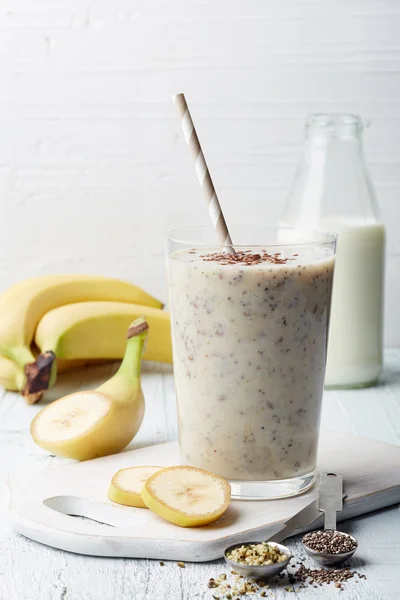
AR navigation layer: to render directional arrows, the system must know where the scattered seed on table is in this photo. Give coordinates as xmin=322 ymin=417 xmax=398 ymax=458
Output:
xmin=294 ymin=563 xmax=365 ymax=586
xmin=206 ymin=559 xmax=367 ymax=597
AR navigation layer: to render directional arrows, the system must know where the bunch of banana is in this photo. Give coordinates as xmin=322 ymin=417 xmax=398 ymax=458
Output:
xmin=0 ymin=275 xmax=171 ymax=403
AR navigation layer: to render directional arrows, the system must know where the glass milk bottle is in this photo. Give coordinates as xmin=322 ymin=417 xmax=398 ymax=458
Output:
xmin=282 ymin=114 xmax=385 ymax=388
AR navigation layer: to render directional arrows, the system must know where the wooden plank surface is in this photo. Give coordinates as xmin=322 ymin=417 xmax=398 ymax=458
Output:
xmin=1 ymin=350 xmax=400 ymax=599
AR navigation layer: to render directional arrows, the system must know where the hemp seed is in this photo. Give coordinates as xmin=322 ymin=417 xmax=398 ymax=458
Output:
xmin=227 ymin=542 xmax=287 ymax=566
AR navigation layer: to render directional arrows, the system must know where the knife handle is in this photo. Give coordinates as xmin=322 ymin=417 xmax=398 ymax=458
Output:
xmin=324 ymin=509 xmax=337 ymax=531
xmin=319 ymin=472 xmax=343 ymax=531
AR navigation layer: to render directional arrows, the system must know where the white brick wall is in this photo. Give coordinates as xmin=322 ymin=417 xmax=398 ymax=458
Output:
xmin=0 ymin=0 xmax=399 ymax=343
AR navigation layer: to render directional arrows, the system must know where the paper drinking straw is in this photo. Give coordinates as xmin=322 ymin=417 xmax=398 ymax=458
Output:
xmin=173 ymin=93 xmax=235 ymax=253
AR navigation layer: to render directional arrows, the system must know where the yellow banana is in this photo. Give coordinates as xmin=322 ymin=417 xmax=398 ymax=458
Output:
xmin=31 ymin=318 xmax=148 ymax=460
xmin=0 ymin=355 xmax=25 ymax=391
xmin=35 ymin=301 xmax=172 ymax=364
xmin=0 ymin=275 xmax=162 ymax=402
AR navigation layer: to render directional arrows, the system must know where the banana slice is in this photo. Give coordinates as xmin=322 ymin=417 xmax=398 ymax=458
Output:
xmin=108 ymin=466 xmax=162 ymax=508
xmin=141 ymin=466 xmax=231 ymax=527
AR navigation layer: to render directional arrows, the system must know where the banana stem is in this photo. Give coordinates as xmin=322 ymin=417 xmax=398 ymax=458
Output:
xmin=15 ymin=368 xmax=27 ymax=392
xmin=96 ymin=318 xmax=148 ymax=405
xmin=0 ymin=345 xmax=56 ymax=402
xmin=118 ymin=319 xmax=149 ymax=378
xmin=0 ymin=345 xmax=36 ymax=370
xmin=22 ymin=351 xmax=57 ymax=403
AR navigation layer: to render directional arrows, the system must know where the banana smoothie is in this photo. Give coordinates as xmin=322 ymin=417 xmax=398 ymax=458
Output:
xmin=168 ymin=241 xmax=335 ymax=483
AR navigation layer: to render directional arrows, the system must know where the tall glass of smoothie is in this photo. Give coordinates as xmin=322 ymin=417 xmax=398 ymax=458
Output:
xmin=167 ymin=226 xmax=336 ymax=499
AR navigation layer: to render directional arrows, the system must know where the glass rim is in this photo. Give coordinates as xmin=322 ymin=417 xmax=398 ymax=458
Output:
xmin=167 ymin=225 xmax=337 ymax=248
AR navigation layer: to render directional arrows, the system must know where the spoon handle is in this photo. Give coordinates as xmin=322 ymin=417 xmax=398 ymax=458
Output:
xmin=319 ymin=472 xmax=343 ymax=531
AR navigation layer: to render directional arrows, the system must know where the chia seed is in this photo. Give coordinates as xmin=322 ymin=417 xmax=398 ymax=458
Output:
xmin=302 ymin=530 xmax=358 ymax=554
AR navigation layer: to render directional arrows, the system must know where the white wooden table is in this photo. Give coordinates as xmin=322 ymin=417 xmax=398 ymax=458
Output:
xmin=1 ymin=350 xmax=400 ymax=600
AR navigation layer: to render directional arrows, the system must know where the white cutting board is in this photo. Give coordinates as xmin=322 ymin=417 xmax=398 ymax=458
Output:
xmin=8 ymin=430 xmax=400 ymax=562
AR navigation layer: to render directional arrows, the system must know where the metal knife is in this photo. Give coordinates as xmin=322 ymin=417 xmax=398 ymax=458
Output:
xmin=265 ymin=471 xmax=344 ymax=542
xmin=319 ymin=472 xmax=343 ymax=530
xmin=43 ymin=495 xmax=140 ymax=528
xmin=265 ymin=498 xmax=321 ymax=543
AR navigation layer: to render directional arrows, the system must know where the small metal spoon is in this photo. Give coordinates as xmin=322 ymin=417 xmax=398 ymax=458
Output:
xmin=302 ymin=531 xmax=358 ymax=566
xmin=224 ymin=540 xmax=291 ymax=579
xmin=223 ymin=485 xmax=325 ymax=579
xmin=302 ymin=473 xmax=358 ymax=565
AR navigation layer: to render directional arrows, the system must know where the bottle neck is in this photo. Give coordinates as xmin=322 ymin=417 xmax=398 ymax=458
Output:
xmin=304 ymin=129 xmax=364 ymax=159
xmin=283 ymin=124 xmax=381 ymax=228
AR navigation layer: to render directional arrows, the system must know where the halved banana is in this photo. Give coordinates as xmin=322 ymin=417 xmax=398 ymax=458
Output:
xmin=141 ymin=466 xmax=231 ymax=527
xmin=30 ymin=318 xmax=148 ymax=461
xmin=108 ymin=466 xmax=162 ymax=508
xmin=31 ymin=391 xmax=112 ymax=445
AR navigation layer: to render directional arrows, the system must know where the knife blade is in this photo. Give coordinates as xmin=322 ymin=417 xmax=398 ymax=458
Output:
xmin=43 ymin=495 xmax=140 ymax=528
xmin=265 ymin=498 xmax=320 ymax=543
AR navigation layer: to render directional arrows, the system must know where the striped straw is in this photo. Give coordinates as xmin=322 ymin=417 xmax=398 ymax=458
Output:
xmin=173 ymin=93 xmax=235 ymax=254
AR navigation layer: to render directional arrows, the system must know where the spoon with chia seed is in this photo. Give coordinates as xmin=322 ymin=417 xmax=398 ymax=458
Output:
xmin=302 ymin=472 xmax=358 ymax=565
